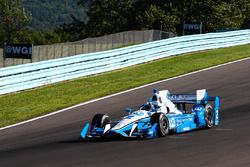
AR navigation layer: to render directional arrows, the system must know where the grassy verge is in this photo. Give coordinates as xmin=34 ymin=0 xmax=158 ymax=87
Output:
xmin=0 ymin=44 xmax=250 ymax=127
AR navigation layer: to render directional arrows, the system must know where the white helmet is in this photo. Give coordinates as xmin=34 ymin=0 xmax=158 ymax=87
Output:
xmin=151 ymin=93 xmax=162 ymax=107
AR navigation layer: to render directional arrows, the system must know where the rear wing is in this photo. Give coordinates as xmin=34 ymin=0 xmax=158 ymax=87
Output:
xmin=167 ymin=89 xmax=220 ymax=108
xmin=161 ymin=89 xmax=220 ymax=126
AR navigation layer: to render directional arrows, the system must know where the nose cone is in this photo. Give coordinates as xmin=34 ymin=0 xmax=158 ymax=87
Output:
xmin=111 ymin=119 xmax=132 ymax=130
xmin=111 ymin=110 xmax=149 ymax=130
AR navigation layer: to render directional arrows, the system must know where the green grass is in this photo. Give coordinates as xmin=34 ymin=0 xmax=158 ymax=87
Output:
xmin=0 ymin=44 xmax=250 ymax=127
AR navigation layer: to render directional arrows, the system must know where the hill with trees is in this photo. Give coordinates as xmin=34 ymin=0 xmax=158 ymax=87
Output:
xmin=1 ymin=0 xmax=249 ymax=46
xmin=22 ymin=0 xmax=88 ymax=31
xmin=58 ymin=0 xmax=250 ymax=41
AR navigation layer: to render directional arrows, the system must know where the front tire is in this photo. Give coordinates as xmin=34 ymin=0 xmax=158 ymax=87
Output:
xmin=150 ymin=113 xmax=169 ymax=137
xmin=91 ymin=113 xmax=110 ymax=131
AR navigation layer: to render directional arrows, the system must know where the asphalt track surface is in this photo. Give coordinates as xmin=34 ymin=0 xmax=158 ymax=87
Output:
xmin=0 ymin=58 xmax=250 ymax=167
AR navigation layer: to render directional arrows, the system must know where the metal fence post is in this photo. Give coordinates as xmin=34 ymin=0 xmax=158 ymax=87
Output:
xmin=61 ymin=45 xmax=63 ymax=57
xmin=31 ymin=44 xmax=33 ymax=63
xmin=3 ymin=42 xmax=6 ymax=67
xmin=46 ymin=45 xmax=49 ymax=60
xmin=38 ymin=46 xmax=40 ymax=61
xmin=68 ymin=45 xmax=70 ymax=57
xmin=75 ymin=44 xmax=77 ymax=55
xmin=82 ymin=43 xmax=84 ymax=54
xmin=53 ymin=45 xmax=56 ymax=59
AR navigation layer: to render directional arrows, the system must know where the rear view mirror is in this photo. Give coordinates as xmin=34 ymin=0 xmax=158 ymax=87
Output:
xmin=125 ymin=108 xmax=133 ymax=114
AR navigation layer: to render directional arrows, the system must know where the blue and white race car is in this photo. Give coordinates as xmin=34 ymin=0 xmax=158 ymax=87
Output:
xmin=80 ymin=89 xmax=220 ymax=140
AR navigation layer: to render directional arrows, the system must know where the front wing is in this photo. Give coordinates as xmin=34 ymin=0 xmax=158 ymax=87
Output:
xmin=80 ymin=118 xmax=159 ymax=139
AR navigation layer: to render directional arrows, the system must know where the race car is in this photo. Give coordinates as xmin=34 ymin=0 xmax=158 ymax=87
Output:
xmin=80 ymin=89 xmax=220 ymax=140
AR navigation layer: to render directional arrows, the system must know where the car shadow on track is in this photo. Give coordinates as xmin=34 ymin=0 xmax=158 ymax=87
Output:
xmin=58 ymin=136 xmax=149 ymax=144
xmin=58 ymin=127 xmax=217 ymax=144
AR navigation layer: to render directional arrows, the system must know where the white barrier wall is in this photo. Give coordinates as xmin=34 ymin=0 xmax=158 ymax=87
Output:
xmin=0 ymin=30 xmax=250 ymax=95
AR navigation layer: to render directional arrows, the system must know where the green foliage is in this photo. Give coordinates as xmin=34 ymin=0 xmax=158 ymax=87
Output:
xmin=1 ymin=0 xmax=249 ymax=46
xmin=0 ymin=0 xmax=88 ymax=45
xmin=55 ymin=21 xmax=87 ymax=42
xmin=0 ymin=0 xmax=68 ymax=46
xmin=241 ymin=1 xmax=250 ymax=28
xmin=0 ymin=0 xmax=31 ymax=43
xmin=69 ymin=0 xmax=250 ymax=38
xmin=85 ymin=0 xmax=134 ymax=36
xmin=134 ymin=4 xmax=178 ymax=33
xmin=22 ymin=0 xmax=87 ymax=31
xmin=19 ymin=30 xmax=63 ymax=45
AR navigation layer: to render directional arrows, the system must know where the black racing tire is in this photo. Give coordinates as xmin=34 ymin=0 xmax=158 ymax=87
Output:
xmin=91 ymin=113 xmax=110 ymax=129
xmin=204 ymin=104 xmax=214 ymax=128
xmin=150 ymin=113 xmax=169 ymax=137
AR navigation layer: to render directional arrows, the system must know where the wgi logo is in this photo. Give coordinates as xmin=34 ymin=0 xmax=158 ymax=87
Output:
xmin=6 ymin=46 xmax=32 ymax=55
xmin=184 ymin=24 xmax=201 ymax=30
xmin=4 ymin=43 xmax=32 ymax=59
xmin=183 ymin=22 xmax=202 ymax=35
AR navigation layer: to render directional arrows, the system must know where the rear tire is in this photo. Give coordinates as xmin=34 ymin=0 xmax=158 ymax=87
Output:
xmin=150 ymin=113 xmax=169 ymax=137
xmin=204 ymin=104 xmax=214 ymax=128
xmin=91 ymin=113 xmax=110 ymax=131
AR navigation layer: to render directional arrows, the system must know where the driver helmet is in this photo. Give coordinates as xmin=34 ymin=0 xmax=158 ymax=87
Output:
xmin=151 ymin=89 xmax=162 ymax=108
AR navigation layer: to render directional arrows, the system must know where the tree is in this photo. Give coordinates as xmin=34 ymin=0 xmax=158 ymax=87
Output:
xmin=79 ymin=0 xmax=133 ymax=37
xmin=172 ymin=0 xmax=247 ymax=33
xmin=135 ymin=5 xmax=177 ymax=32
xmin=133 ymin=1 xmax=179 ymax=33
xmin=55 ymin=15 xmax=87 ymax=42
xmin=238 ymin=0 xmax=250 ymax=28
xmin=0 ymin=0 xmax=31 ymax=43
xmin=60 ymin=0 xmax=249 ymax=40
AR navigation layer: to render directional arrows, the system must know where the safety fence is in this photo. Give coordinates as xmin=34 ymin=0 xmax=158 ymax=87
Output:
xmin=0 ymin=30 xmax=175 ymax=68
xmin=0 ymin=30 xmax=249 ymax=95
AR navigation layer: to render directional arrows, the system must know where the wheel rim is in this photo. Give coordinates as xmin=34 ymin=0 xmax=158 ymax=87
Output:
xmin=162 ymin=119 xmax=167 ymax=130
xmin=205 ymin=107 xmax=214 ymax=127
xmin=161 ymin=117 xmax=168 ymax=134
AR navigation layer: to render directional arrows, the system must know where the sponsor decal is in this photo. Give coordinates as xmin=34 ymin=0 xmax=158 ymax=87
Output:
xmin=169 ymin=95 xmax=196 ymax=101
xmin=194 ymin=106 xmax=203 ymax=111
xmin=215 ymin=110 xmax=219 ymax=119
xmin=183 ymin=22 xmax=202 ymax=35
xmin=4 ymin=43 xmax=32 ymax=59
xmin=169 ymin=118 xmax=176 ymax=127
xmin=183 ymin=127 xmax=190 ymax=131
xmin=184 ymin=23 xmax=201 ymax=30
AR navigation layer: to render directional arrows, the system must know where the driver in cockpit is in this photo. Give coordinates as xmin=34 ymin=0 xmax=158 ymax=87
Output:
xmin=151 ymin=89 xmax=168 ymax=113
xmin=150 ymin=89 xmax=182 ymax=114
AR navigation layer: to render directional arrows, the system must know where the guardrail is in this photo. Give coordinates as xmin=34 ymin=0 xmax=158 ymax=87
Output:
xmin=0 ymin=30 xmax=175 ymax=68
xmin=0 ymin=30 xmax=250 ymax=95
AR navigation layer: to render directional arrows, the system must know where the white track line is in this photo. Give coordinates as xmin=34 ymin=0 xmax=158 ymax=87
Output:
xmin=1 ymin=57 xmax=249 ymax=131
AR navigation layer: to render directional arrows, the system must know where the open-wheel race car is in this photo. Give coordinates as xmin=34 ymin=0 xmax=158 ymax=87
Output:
xmin=80 ymin=89 xmax=220 ymax=140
